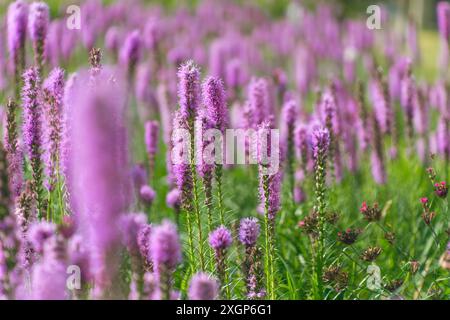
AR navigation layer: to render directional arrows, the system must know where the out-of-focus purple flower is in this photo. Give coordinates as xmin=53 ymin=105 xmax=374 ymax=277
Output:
xmin=188 ymin=272 xmax=218 ymax=300
xmin=225 ymin=58 xmax=247 ymax=90
xmin=119 ymin=213 xmax=147 ymax=255
xmin=105 ymin=26 xmax=121 ymax=56
xmin=209 ymin=225 xmax=232 ymax=250
xmin=28 ymin=1 xmax=49 ymax=69
xmin=145 ymin=120 xmax=159 ymax=159
xmin=137 ymin=224 xmax=152 ymax=267
xmin=71 ymin=77 xmax=130 ymax=298
xmin=67 ymin=234 xmax=91 ymax=284
xmin=120 ymin=30 xmax=142 ymax=73
xmin=27 ymin=221 xmax=56 ymax=255
xmin=7 ymin=0 xmax=28 ymax=61
xmin=166 ymin=188 xmax=181 ymax=210
xmin=247 ymin=78 xmax=271 ymax=127
xmin=139 ymin=185 xmax=156 ymax=205
xmin=178 ymin=60 xmax=201 ymax=124
xmin=239 ymin=218 xmax=260 ymax=247
xmin=312 ymin=127 xmax=330 ymax=160
xmin=437 ymin=2 xmax=450 ymax=42
xmin=150 ymin=220 xmax=181 ymax=271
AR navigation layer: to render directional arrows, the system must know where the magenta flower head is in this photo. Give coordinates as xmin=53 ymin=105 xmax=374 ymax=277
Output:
xmin=188 ymin=272 xmax=219 ymax=300
xmin=150 ymin=220 xmax=182 ymax=271
xmin=202 ymin=76 xmax=228 ymax=133
xmin=28 ymin=2 xmax=49 ymax=43
xmin=209 ymin=225 xmax=232 ymax=250
xmin=239 ymin=217 xmax=260 ymax=247
xmin=434 ymin=181 xmax=448 ymax=198
xmin=248 ymin=77 xmax=271 ymax=127
xmin=178 ymin=60 xmax=201 ymax=123
xmin=139 ymin=185 xmax=156 ymax=205
xmin=7 ymin=0 xmax=28 ymax=59
xmin=437 ymin=2 xmax=450 ymax=42
xmin=145 ymin=120 xmax=159 ymax=158
xmin=119 ymin=212 xmax=147 ymax=255
xmin=312 ymin=127 xmax=330 ymax=160
xmin=27 ymin=221 xmax=56 ymax=254
xmin=120 ymin=29 xmax=142 ymax=72
xmin=166 ymin=188 xmax=181 ymax=210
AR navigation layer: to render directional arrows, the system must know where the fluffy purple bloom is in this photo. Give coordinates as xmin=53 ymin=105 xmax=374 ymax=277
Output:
xmin=105 ymin=26 xmax=121 ymax=55
xmin=139 ymin=185 xmax=156 ymax=205
xmin=28 ymin=2 xmax=49 ymax=46
xmin=188 ymin=273 xmax=219 ymax=300
xmin=209 ymin=226 xmax=232 ymax=250
xmin=150 ymin=220 xmax=181 ymax=271
xmin=120 ymin=30 xmax=142 ymax=71
xmin=30 ymin=236 xmax=67 ymax=300
xmin=166 ymin=188 xmax=181 ymax=210
xmin=202 ymin=76 xmax=228 ymax=133
xmin=177 ymin=60 xmax=201 ymax=123
xmin=437 ymin=2 xmax=450 ymax=42
xmin=27 ymin=221 xmax=56 ymax=255
xmin=137 ymin=224 xmax=152 ymax=265
xmin=119 ymin=213 xmax=147 ymax=255
xmin=7 ymin=0 xmax=28 ymax=60
xmin=312 ymin=128 xmax=330 ymax=160
xmin=239 ymin=218 xmax=260 ymax=246
xmin=247 ymin=78 xmax=271 ymax=127
xmin=225 ymin=58 xmax=247 ymax=89
xmin=145 ymin=120 xmax=159 ymax=158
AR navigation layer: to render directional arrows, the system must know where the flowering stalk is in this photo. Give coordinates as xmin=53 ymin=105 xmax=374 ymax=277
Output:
xmin=22 ymin=67 xmax=44 ymax=217
xmin=150 ymin=220 xmax=181 ymax=300
xmin=177 ymin=61 xmax=205 ymax=271
xmin=5 ymin=99 xmax=23 ymax=199
xmin=282 ymin=99 xmax=297 ymax=206
xmin=42 ymin=68 xmax=65 ymax=221
xmin=29 ymin=2 xmax=49 ymax=75
xmin=311 ymin=127 xmax=330 ymax=299
xmin=0 ymin=144 xmax=10 ymax=219
xmin=144 ymin=120 xmax=159 ymax=182
xmin=371 ymin=110 xmax=387 ymax=184
xmin=239 ymin=218 xmax=265 ymax=298
xmin=209 ymin=226 xmax=232 ymax=299
xmin=258 ymin=121 xmax=281 ymax=300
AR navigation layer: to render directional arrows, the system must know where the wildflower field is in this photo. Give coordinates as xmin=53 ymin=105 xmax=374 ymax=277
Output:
xmin=0 ymin=0 xmax=449 ymax=301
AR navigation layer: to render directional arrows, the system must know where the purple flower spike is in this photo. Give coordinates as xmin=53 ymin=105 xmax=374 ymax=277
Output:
xmin=166 ymin=188 xmax=181 ymax=210
xmin=177 ymin=60 xmax=201 ymax=123
xmin=312 ymin=128 xmax=330 ymax=160
xmin=209 ymin=225 xmax=232 ymax=250
xmin=28 ymin=2 xmax=49 ymax=44
xmin=437 ymin=2 xmax=450 ymax=42
xmin=239 ymin=218 xmax=260 ymax=247
xmin=7 ymin=0 xmax=28 ymax=60
xmin=203 ymin=76 xmax=228 ymax=133
xmin=140 ymin=185 xmax=156 ymax=205
xmin=188 ymin=272 xmax=219 ymax=300
xmin=150 ymin=220 xmax=182 ymax=271
xmin=120 ymin=29 xmax=142 ymax=72
xmin=145 ymin=120 xmax=159 ymax=159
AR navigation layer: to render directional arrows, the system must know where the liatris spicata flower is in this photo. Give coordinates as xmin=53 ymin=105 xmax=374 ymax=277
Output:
xmin=137 ymin=223 xmax=152 ymax=272
xmin=239 ymin=218 xmax=264 ymax=298
xmin=247 ymin=78 xmax=271 ymax=127
xmin=120 ymin=30 xmax=142 ymax=78
xmin=71 ymin=79 xmax=130 ymax=299
xmin=144 ymin=120 xmax=159 ymax=181
xmin=27 ymin=221 xmax=56 ymax=255
xmin=119 ymin=213 xmax=147 ymax=299
xmin=166 ymin=188 xmax=181 ymax=212
xmin=437 ymin=2 xmax=450 ymax=43
xmin=139 ymin=185 xmax=156 ymax=206
xmin=257 ymin=120 xmax=280 ymax=300
xmin=400 ymin=62 xmax=415 ymax=151
xmin=177 ymin=61 xmax=205 ymax=270
xmin=42 ymin=68 xmax=65 ymax=194
xmin=150 ymin=220 xmax=181 ymax=300
xmin=22 ymin=67 xmax=44 ymax=216
xmin=30 ymin=234 xmax=67 ymax=300
xmin=370 ymin=68 xmax=392 ymax=135
xmin=209 ymin=226 xmax=232 ymax=299
xmin=311 ymin=126 xmax=330 ymax=299
xmin=28 ymin=2 xmax=49 ymax=74
xmin=188 ymin=272 xmax=219 ymax=300
xmin=202 ymin=76 xmax=228 ymax=226
xmin=294 ymin=124 xmax=309 ymax=173
xmin=281 ymin=99 xmax=297 ymax=203
xmin=322 ymin=91 xmax=340 ymax=182
xmin=7 ymin=0 xmax=28 ymax=99
xmin=178 ymin=60 xmax=200 ymax=125
xmin=4 ymin=99 xmax=23 ymax=198
xmin=105 ymin=26 xmax=121 ymax=60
